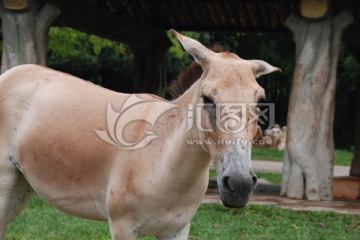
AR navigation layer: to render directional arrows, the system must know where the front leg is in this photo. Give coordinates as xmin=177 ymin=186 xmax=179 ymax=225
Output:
xmin=108 ymin=217 xmax=141 ymax=240
xmin=158 ymin=223 xmax=190 ymax=240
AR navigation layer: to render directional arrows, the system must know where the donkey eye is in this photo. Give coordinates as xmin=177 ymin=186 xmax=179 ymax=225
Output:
xmin=201 ymin=95 xmax=216 ymax=121
xmin=202 ymin=95 xmax=215 ymax=107
xmin=258 ymin=95 xmax=266 ymax=103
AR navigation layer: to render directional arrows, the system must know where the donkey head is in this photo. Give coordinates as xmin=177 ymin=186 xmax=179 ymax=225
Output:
xmin=171 ymin=30 xmax=280 ymax=208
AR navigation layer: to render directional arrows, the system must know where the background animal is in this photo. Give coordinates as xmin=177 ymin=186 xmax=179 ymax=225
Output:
xmin=253 ymin=124 xmax=287 ymax=150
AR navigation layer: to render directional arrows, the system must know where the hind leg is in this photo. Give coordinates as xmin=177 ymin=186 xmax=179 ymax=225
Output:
xmin=0 ymin=164 xmax=33 ymax=240
xmin=0 ymin=162 xmax=17 ymax=240
xmin=6 ymin=172 xmax=34 ymax=222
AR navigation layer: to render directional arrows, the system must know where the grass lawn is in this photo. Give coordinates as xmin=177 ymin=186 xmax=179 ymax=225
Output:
xmin=255 ymin=171 xmax=282 ymax=185
xmin=334 ymin=149 xmax=354 ymax=166
xmin=252 ymin=148 xmax=284 ymax=161
xmin=6 ymin=197 xmax=360 ymax=240
xmin=252 ymin=148 xmax=354 ymax=166
xmin=189 ymin=204 xmax=360 ymax=240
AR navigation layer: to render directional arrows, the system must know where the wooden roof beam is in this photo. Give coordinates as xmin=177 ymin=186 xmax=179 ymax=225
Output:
xmin=52 ymin=0 xmax=167 ymax=48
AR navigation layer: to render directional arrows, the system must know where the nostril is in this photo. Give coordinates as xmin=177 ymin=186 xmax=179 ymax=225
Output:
xmin=222 ymin=176 xmax=234 ymax=192
xmin=252 ymin=176 xmax=258 ymax=186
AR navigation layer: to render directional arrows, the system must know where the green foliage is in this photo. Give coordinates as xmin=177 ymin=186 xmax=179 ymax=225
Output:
xmin=89 ymin=35 xmax=126 ymax=55
xmin=7 ymin=197 xmax=360 ymax=240
xmin=48 ymin=27 xmax=133 ymax=90
xmin=49 ymin=27 xmax=83 ymax=57
xmin=49 ymin=27 xmax=126 ymax=58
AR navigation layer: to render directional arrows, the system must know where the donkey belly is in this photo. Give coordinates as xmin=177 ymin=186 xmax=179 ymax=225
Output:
xmin=0 ymin=71 xmax=124 ymax=220
xmin=34 ymin=185 xmax=108 ymax=221
xmin=15 ymin=128 xmax=112 ymax=220
xmin=0 ymin=65 xmax=134 ymax=220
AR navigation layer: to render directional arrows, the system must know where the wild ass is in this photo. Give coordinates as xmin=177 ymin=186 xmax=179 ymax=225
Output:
xmin=0 ymin=30 xmax=280 ymax=239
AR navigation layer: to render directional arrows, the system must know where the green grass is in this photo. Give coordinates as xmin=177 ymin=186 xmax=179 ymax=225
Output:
xmin=251 ymin=148 xmax=354 ymax=166
xmin=190 ymin=204 xmax=360 ymax=240
xmin=6 ymin=197 xmax=110 ymax=240
xmin=334 ymin=149 xmax=354 ymax=166
xmin=252 ymin=148 xmax=284 ymax=161
xmin=255 ymin=171 xmax=282 ymax=185
xmin=209 ymin=168 xmax=217 ymax=177
xmin=6 ymin=197 xmax=360 ymax=240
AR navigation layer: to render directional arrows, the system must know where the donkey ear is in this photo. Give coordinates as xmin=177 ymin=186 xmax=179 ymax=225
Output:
xmin=249 ymin=60 xmax=282 ymax=78
xmin=170 ymin=29 xmax=213 ymax=67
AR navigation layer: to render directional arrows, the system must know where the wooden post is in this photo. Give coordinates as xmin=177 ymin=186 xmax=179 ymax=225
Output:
xmin=281 ymin=11 xmax=353 ymax=200
xmin=131 ymin=34 xmax=171 ymax=96
xmin=350 ymin=83 xmax=360 ymax=176
xmin=0 ymin=0 xmax=60 ymax=72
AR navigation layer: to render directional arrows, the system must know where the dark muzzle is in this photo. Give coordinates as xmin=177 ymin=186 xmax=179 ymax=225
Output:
xmin=218 ymin=170 xmax=257 ymax=208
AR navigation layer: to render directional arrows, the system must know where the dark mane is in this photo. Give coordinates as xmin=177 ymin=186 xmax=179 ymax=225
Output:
xmin=169 ymin=45 xmax=224 ymax=99
xmin=170 ymin=62 xmax=203 ymax=99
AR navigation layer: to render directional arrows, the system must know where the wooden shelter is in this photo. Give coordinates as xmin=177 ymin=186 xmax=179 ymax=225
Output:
xmin=0 ymin=0 xmax=359 ymax=92
xmin=51 ymin=1 xmax=360 ymax=45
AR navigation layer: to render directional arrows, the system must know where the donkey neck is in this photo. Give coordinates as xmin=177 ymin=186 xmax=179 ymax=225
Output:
xmin=158 ymin=81 xmax=210 ymax=188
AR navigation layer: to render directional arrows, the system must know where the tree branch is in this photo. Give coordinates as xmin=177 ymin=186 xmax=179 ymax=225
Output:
xmin=36 ymin=1 xmax=61 ymax=30
xmin=285 ymin=14 xmax=300 ymax=34
xmin=285 ymin=14 xmax=302 ymax=44
xmin=334 ymin=10 xmax=354 ymax=31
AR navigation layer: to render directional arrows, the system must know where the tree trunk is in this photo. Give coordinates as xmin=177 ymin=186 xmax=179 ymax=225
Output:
xmin=350 ymin=83 xmax=360 ymax=176
xmin=0 ymin=0 xmax=60 ymax=73
xmin=281 ymin=11 xmax=353 ymax=200
xmin=131 ymin=34 xmax=171 ymax=96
